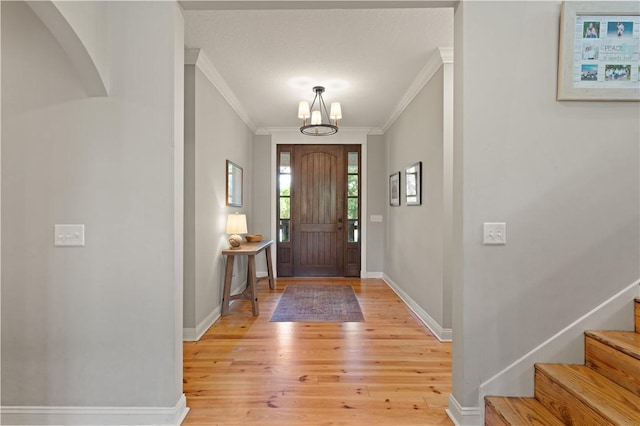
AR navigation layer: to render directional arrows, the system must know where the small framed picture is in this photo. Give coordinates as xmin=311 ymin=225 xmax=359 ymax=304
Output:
xmin=405 ymin=161 xmax=422 ymax=206
xmin=389 ymin=171 xmax=400 ymax=206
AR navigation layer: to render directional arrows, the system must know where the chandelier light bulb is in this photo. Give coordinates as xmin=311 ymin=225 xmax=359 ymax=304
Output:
xmin=330 ymin=102 xmax=342 ymax=120
xmin=298 ymin=101 xmax=310 ymax=119
xmin=311 ymin=110 xmax=322 ymax=125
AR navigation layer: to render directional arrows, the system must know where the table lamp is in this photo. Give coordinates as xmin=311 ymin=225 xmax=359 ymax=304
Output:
xmin=226 ymin=213 xmax=247 ymax=249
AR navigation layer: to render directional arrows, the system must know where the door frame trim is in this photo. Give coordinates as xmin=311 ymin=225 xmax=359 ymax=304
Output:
xmin=269 ymin=129 xmax=368 ymax=277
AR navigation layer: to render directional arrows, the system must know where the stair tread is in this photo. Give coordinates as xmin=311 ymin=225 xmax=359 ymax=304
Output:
xmin=485 ymin=396 xmax=564 ymax=426
xmin=536 ymin=363 xmax=640 ymax=424
xmin=586 ymin=330 xmax=640 ymax=360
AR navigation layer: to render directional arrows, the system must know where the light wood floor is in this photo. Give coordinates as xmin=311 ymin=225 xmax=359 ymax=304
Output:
xmin=183 ymin=278 xmax=453 ymax=425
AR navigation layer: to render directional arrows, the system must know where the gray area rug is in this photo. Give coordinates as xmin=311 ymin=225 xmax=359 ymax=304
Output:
xmin=270 ymin=284 xmax=364 ymax=322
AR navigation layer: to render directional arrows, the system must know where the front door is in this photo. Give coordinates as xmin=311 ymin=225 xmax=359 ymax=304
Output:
xmin=277 ymin=144 xmax=361 ymax=277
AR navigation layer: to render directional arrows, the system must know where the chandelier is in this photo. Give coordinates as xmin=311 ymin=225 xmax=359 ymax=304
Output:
xmin=298 ymin=86 xmax=342 ymax=136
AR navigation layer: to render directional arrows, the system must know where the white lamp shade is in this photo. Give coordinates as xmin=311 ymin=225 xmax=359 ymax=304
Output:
xmin=330 ymin=102 xmax=342 ymax=120
xmin=298 ymin=101 xmax=310 ymax=119
xmin=311 ymin=110 xmax=322 ymax=125
xmin=226 ymin=213 xmax=247 ymax=234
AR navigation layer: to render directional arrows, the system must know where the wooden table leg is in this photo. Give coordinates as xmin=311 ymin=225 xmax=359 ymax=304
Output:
xmin=247 ymin=255 xmax=258 ymax=316
xmin=265 ymin=246 xmax=275 ymax=289
xmin=221 ymin=255 xmax=235 ymax=316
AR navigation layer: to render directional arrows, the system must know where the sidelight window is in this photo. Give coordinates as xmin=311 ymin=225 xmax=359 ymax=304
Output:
xmin=278 ymin=151 xmax=291 ymax=242
xmin=347 ymin=151 xmax=359 ymax=243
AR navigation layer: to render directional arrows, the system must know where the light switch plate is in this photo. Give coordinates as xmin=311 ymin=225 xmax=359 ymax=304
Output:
xmin=54 ymin=224 xmax=85 ymax=247
xmin=483 ymin=222 xmax=506 ymax=245
xmin=370 ymin=215 xmax=383 ymax=223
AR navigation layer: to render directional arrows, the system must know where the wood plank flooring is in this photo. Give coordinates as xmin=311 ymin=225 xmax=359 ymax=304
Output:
xmin=183 ymin=278 xmax=452 ymax=425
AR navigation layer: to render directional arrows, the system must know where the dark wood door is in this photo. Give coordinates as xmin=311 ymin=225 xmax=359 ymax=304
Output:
xmin=277 ymin=144 xmax=361 ymax=277
xmin=292 ymin=145 xmax=344 ymax=276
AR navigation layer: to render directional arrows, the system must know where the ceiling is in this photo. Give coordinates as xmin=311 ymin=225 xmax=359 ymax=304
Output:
xmin=182 ymin=1 xmax=454 ymax=134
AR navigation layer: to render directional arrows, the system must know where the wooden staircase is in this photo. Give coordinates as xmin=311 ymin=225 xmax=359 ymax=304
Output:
xmin=485 ymin=298 xmax=640 ymax=425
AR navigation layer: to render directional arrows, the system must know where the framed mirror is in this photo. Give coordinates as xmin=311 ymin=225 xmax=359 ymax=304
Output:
xmin=226 ymin=160 xmax=243 ymax=207
xmin=405 ymin=161 xmax=422 ymax=206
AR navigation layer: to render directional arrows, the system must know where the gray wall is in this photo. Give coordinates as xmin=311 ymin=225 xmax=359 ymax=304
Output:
xmin=1 ymin=0 xmax=184 ymax=408
xmin=252 ymin=135 xmax=272 ymax=274
xmin=453 ymin=0 xmax=640 ymax=408
xmin=384 ymin=68 xmax=446 ymax=328
xmin=366 ymin=135 xmax=385 ymax=273
xmin=183 ymin=64 xmax=254 ymax=330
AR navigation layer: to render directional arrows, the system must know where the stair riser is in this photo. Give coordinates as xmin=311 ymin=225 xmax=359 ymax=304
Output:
xmin=535 ymin=369 xmax=615 ymax=426
xmin=586 ymin=336 xmax=640 ymax=396
xmin=484 ymin=400 xmax=510 ymax=426
xmin=484 ymin=396 xmax=565 ymax=426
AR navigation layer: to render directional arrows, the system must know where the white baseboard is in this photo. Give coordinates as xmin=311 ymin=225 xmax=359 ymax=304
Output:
xmin=185 ymin=275 xmax=269 ymax=341
xmin=1 ymin=394 xmax=189 ymax=426
xmin=478 ymin=279 xmax=640 ymax=416
xmin=364 ymin=271 xmax=383 ymax=278
xmin=183 ymin=305 xmax=220 ymax=342
xmin=445 ymin=394 xmax=481 ymax=426
xmin=382 ymin=274 xmax=452 ymax=342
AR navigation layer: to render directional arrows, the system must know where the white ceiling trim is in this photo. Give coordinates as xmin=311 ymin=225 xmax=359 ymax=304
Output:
xmin=27 ymin=0 xmax=109 ymax=97
xmin=439 ymin=46 xmax=454 ymax=64
xmin=181 ymin=1 xmax=458 ymax=11
xmin=381 ymin=47 xmax=453 ymax=134
xmin=267 ymin=127 xmax=370 ymax=144
xmin=185 ymin=48 xmax=257 ymax=133
xmin=261 ymin=127 xmax=382 ymax=137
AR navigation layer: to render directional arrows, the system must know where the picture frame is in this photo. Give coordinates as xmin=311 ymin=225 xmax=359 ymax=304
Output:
xmin=226 ymin=160 xmax=243 ymax=207
xmin=389 ymin=171 xmax=401 ymax=207
xmin=405 ymin=161 xmax=422 ymax=206
xmin=557 ymin=1 xmax=640 ymax=101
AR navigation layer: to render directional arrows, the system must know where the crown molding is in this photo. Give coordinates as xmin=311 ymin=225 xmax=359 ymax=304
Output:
xmin=382 ymin=47 xmax=453 ymax=133
xmin=27 ymin=1 xmax=109 ymax=97
xmin=439 ymin=46 xmax=454 ymax=64
xmin=260 ymin=126 xmax=382 ymax=136
xmin=181 ymin=1 xmax=458 ymax=11
xmin=185 ymin=48 xmax=257 ymax=133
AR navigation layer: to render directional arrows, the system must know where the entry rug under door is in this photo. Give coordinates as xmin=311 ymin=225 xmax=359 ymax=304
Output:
xmin=270 ymin=284 xmax=365 ymax=322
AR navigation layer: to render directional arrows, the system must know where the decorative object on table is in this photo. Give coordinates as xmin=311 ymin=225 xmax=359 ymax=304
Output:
xmin=405 ymin=161 xmax=422 ymax=206
xmin=389 ymin=171 xmax=401 ymax=206
xmin=298 ymin=86 xmax=342 ymax=136
xmin=270 ymin=285 xmax=364 ymax=322
xmin=226 ymin=213 xmax=247 ymax=249
xmin=245 ymin=234 xmax=263 ymax=242
xmin=226 ymin=160 xmax=243 ymax=207
xmin=557 ymin=2 xmax=639 ymax=101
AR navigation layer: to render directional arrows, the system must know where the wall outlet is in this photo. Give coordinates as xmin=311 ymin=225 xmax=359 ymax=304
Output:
xmin=483 ymin=222 xmax=506 ymax=245
xmin=54 ymin=224 xmax=85 ymax=247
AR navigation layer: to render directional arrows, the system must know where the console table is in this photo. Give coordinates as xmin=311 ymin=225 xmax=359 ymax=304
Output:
xmin=221 ymin=239 xmax=275 ymax=316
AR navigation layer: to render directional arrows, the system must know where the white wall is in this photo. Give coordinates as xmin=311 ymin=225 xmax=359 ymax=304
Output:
xmin=1 ymin=0 xmax=185 ymax=419
xmin=183 ymin=57 xmax=254 ymax=336
xmin=384 ymin=67 xmax=447 ymax=331
xmin=452 ymin=0 xmax=640 ymax=416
